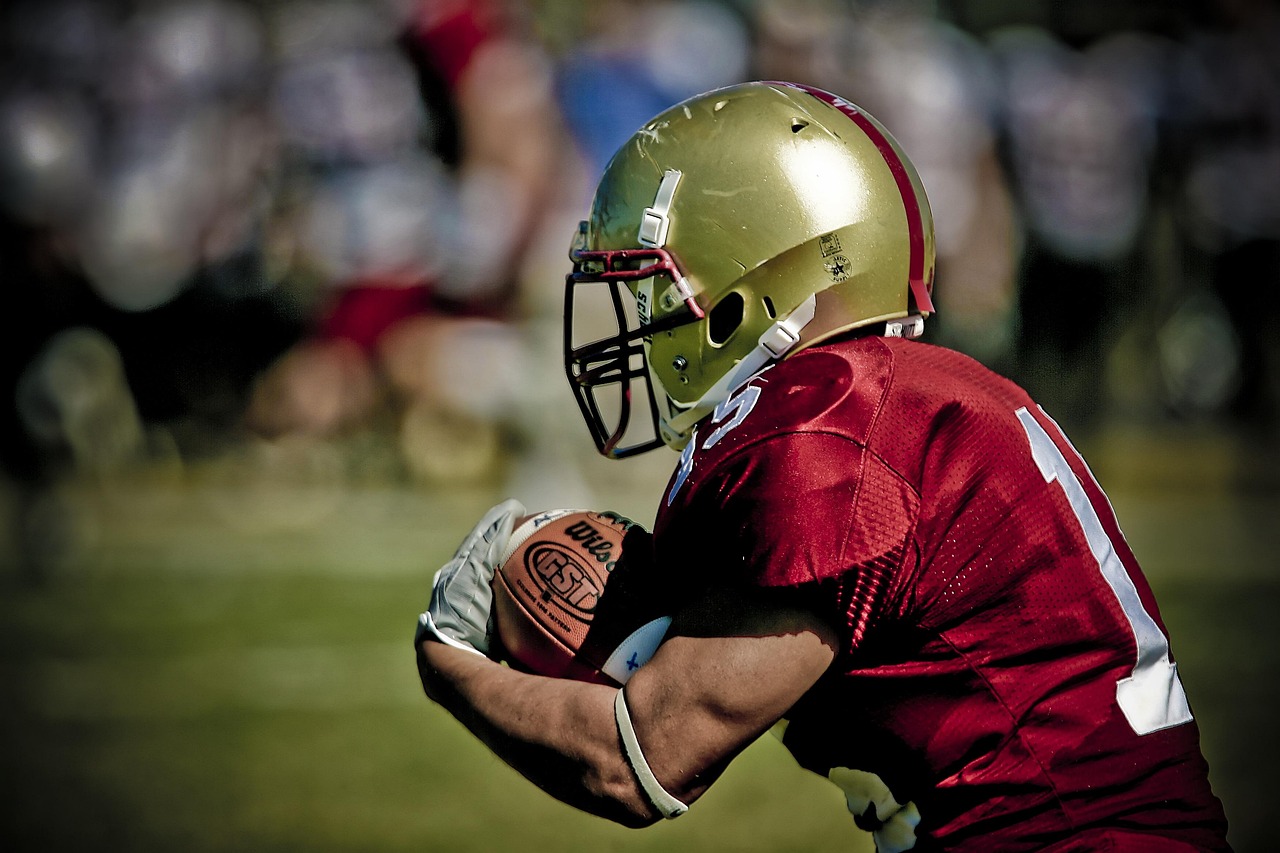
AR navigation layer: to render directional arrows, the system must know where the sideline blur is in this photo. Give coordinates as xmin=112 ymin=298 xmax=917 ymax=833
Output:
xmin=2 ymin=0 xmax=1277 ymax=554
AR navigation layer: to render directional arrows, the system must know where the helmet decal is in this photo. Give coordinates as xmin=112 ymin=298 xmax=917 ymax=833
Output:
xmin=767 ymin=82 xmax=935 ymax=314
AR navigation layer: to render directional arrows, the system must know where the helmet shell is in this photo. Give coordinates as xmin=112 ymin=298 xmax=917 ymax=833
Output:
xmin=584 ymin=81 xmax=935 ymax=411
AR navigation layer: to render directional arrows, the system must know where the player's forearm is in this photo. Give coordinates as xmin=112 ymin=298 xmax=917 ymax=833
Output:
xmin=417 ymin=639 xmax=661 ymax=827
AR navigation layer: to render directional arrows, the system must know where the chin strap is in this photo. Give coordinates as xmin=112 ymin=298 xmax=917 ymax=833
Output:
xmin=884 ymin=314 xmax=926 ymax=339
xmin=614 ymin=689 xmax=689 ymax=819
xmin=639 ymin=170 xmax=682 ymax=249
xmin=663 ymin=295 xmax=817 ymax=443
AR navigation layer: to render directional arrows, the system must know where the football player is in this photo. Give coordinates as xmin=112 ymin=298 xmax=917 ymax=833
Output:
xmin=416 ymin=81 xmax=1231 ymax=851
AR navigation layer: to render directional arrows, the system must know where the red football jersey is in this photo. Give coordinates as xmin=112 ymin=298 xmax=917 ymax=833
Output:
xmin=651 ymin=336 xmax=1229 ymax=852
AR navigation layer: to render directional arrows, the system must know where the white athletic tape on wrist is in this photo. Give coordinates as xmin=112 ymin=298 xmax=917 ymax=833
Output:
xmin=614 ymin=689 xmax=689 ymax=819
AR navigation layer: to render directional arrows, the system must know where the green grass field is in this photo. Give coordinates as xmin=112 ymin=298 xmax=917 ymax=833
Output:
xmin=2 ymin=423 xmax=1276 ymax=852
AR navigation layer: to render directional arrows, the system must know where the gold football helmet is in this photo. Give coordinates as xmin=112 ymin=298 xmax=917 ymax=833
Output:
xmin=565 ymin=81 xmax=936 ymax=458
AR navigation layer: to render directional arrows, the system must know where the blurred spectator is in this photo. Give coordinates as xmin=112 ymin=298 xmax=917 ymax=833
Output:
xmin=5 ymin=0 xmax=1275 ymax=507
xmin=0 ymin=0 xmax=602 ymax=515
xmin=1 ymin=0 xmax=297 ymax=486
xmin=988 ymin=24 xmax=1176 ymax=428
xmin=245 ymin=0 xmax=575 ymax=485
xmin=555 ymin=0 xmax=751 ymax=176
xmin=0 ymin=0 xmax=303 ymax=581
xmin=1166 ymin=0 xmax=1280 ymax=428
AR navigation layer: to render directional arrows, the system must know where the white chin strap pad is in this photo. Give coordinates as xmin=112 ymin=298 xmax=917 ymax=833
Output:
xmin=664 ymin=294 xmax=817 ymax=442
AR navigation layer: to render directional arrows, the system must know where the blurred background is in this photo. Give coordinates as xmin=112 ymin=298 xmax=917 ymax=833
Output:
xmin=0 ymin=0 xmax=1276 ymax=850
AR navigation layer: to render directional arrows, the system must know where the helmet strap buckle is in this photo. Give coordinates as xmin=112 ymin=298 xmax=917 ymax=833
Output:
xmin=885 ymin=315 xmax=926 ymax=340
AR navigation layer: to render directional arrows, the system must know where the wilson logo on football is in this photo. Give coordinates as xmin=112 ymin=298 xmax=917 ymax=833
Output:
xmin=564 ymin=519 xmax=619 ymax=566
xmin=527 ymin=544 xmax=602 ymax=617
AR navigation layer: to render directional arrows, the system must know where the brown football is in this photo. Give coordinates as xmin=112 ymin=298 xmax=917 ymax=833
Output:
xmin=491 ymin=509 xmax=669 ymax=685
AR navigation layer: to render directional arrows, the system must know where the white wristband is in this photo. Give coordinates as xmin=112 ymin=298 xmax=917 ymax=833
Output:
xmin=614 ymin=689 xmax=689 ymax=819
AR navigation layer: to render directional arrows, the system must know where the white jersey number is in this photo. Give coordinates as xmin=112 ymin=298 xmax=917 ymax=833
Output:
xmin=1016 ymin=407 xmax=1193 ymax=735
xmin=667 ymin=381 xmax=766 ymax=506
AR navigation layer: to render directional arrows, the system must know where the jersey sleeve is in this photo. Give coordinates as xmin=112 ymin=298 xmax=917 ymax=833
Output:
xmin=658 ymin=425 xmax=920 ymax=649
xmin=700 ymin=431 xmax=917 ymax=587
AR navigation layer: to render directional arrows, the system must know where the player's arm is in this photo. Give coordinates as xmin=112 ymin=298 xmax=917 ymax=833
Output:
xmin=415 ymin=502 xmax=836 ymax=826
xmin=418 ymin=639 xmax=650 ymax=825
xmin=617 ymin=583 xmax=839 ymax=811
xmin=418 ymin=585 xmax=836 ymax=826
xmin=415 ymin=498 xmax=649 ymax=823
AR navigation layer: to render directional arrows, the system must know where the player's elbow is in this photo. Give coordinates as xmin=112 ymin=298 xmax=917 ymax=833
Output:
xmin=579 ymin=762 xmax=665 ymax=829
xmin=616 ymin=809 xmax=663 ymax=830
xmin=584 ymin=791 xmax=660 ymax=829
xmin=589 ymin=793 xmax=663 ymax=830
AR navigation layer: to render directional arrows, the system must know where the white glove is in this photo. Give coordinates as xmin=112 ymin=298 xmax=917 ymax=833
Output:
xmin=416 ymin=498 xmax=526 ymax=657
xmin=827 ymin=767 xmax=920 ymax=853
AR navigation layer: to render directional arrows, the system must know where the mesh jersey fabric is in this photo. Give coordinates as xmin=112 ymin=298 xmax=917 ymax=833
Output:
xmin=651 ymin=335 xmax=1230 ymax=851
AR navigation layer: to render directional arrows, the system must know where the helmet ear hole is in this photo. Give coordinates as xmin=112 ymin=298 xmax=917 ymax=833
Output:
xmin=763 ymin=296 xmax=777 ymax=319
xmin=709 ymin=291 xmax=744 ymax=344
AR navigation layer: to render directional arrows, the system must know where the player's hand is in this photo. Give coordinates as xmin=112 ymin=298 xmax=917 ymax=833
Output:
xmin=416 ymin=498 xmax=526 ymax=658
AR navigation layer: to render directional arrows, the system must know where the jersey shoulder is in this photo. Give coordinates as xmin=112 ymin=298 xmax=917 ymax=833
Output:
xmin=687 ymin=336 xmax=1015 ymax=462
xmin=664 ymin=336 xmax=999 ymax=505
xmin=697 ymin=336 xmax=894 ymax=452
xmin=656 ymin=338 xmax=925 ymax=589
